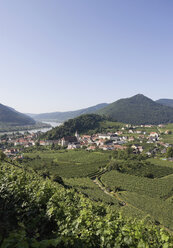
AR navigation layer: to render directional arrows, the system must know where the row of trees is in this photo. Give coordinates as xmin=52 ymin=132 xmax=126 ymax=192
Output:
xmin=166 ymin=147 xmax=173 ymax=158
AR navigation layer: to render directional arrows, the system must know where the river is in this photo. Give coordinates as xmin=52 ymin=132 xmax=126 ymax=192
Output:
xmin=0 ymin=122 xmax=61 ymax=135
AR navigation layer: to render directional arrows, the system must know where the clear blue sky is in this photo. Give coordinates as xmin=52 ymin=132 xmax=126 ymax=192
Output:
xmin=0 ymin=0 xmax=173 ymax=113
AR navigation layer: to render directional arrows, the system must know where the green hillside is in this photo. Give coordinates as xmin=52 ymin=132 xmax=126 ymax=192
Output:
xmin=97 ymin=94 xmax=173 ymax=125
xmin=31 ymin=103 xmax=108 ymax=122
xmin=42 ymin=114 xmax=123 ymax=140
xmin=156 ymin=99 xmax=173 ymax=108
xmin=42 ymin=114 xmax=104 ymax=140
xmin=0 ymin=103 xmax=35 ymax=126
xmin=1 ymin=159 xmax=173 ymax=247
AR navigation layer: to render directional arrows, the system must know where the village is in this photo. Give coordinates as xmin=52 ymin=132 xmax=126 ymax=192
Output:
xmin=1 ymin=123 xmax=172 ymax=160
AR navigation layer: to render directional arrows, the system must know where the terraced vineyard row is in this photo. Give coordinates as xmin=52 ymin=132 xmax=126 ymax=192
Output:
xmin=100 ymin=170 xmax=173 ymax=230
xmin=1 ymin=161 xmax=173 ymax=247
xmin=21 ymin=149 xmax=173 ymax=231
xmin=22 ymin=150 xmax=111 ymax=178
xmin=101 ymin=170 xmax=173 ymax=199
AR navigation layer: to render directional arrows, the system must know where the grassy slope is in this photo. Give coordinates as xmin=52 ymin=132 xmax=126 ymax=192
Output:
xmin=159 ymin=123 xmax=173 ymax=143
xmin=148 ymin=158 xmax=173 ymax=168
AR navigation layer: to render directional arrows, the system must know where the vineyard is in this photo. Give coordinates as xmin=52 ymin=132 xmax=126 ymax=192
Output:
xmin=64 ymin=177 xmax=120 ymax=208
xmin=1 ymin=161 xmax=173 ymax=247
xmin=101 ymin=170 xmax=173 ymax=230
xmin=148 ymin=158 xmax=173 ymax=169
xmin=160 ymin=123 xmax=173 ymax=143
xmin=2 ymin=146 xmax=173 ymax=246
xmin=21 ymin=149 xmax=173 ymax=233
xmin=22 ymin=150 xmax=111 ymax=178
xmin=101 ymin=170 xmax=173 ymax=199
xmin=108 ymin=158 xmax=173 ymax=178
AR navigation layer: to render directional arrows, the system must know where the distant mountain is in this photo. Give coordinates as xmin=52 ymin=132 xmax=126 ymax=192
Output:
xmin=0 ymin=103 xmax=36 ymax=126
xmin=25 ymin=113 xmax=38 ymax=118
xmin=97 ymin=94 xmax=173 ymax=125
xmin=156 ymin=99 xmax=173 ymax=108
xmin=29 ymin=103 xmax=108 ymax=122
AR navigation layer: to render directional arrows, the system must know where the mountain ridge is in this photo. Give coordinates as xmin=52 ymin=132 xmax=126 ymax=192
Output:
xmin=96 ymin=94 xmax=173 ymax=125
xmin=0 ymin=103 xmax=36 ymax=126
xmin=156 ymin=99 xmax=173 ymax=108
xmin=28 ymin=103 xmax=108 ymax=122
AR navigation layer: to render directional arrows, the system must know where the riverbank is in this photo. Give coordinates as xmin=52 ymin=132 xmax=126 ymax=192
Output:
xmin=0 ymin=121 xmax=60 ymax=135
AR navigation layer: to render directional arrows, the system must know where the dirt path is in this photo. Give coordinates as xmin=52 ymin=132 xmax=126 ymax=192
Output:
xmin=92 ymin=177 xmax=128 ymax=206
xmin=93 ymin=178 xmax=113 ymax=196
xmin=92 ymin=175 xmax=173 ymax=233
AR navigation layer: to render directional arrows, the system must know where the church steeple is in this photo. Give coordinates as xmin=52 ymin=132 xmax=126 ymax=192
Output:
xmin=75 ymin=130 xmax=80 ymax=141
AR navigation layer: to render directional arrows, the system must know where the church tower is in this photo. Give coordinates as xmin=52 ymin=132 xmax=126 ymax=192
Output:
xmin=75 ymin=130 xmax=80 ymax=141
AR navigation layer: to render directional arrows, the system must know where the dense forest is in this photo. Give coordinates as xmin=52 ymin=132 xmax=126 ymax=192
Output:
xmin=97 ymin=94 xmax=173 ymax=125
xmin=42 ymin=114 xmax=105 ymax=140
xmin=156 ymin=99 xmax=173 ymax=108
xmin=0 ymin=103 xmax=35 ymax=126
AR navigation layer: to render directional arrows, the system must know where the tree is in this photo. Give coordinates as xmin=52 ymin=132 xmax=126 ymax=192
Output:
xmin=0 ymin=151 xmax=6 ymax=161
xmin=41 ymin=170 xmax=50 ymax=179
xmin=35 ymin=141 xmax=40 ymax=147
xmin=52 ymin=174 xmax=64 ymax=185
xmin=166 ymin=147 xmax=173 ymax=158
xmin=51 ymin=143 xmax=55 ymax=150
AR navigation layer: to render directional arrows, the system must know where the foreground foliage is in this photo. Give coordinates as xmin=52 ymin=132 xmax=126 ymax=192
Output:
xmin=0 ymin=162 xmax=173 ymax=247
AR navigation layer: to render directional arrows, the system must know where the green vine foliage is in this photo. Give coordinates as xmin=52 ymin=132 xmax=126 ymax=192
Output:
xmin=0 ymin=163 xmax=173 ymax=247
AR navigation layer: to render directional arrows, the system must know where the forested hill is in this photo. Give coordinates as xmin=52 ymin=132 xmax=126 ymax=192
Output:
xmin=0 ymin=103 xmax=35 ymax=126
xmin=97 ymin=94 xmax=173 ymax=125
xmin=42 ymin=114 xmax=104 ymax=140
xmin=30 ymin=103 xmax=108 ymax=122
xmin=156 ymin=99 xmax=173 ymax=108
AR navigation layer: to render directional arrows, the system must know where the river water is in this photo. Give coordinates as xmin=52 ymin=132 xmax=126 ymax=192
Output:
xmin=0 ymin=122 xmax=61 ymax=135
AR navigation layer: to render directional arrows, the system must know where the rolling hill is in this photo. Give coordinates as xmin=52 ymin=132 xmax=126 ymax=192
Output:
xmin=29 ymin=103 xmax=108 ymax=122
xmin=42 ymin=114 xmax=105 ymax=140
xmin=96 ymin=94 xmax=173 ymax=125
xmin=0 ymin=103 xmax=36 ymax=126
xmin=156 ymin=99 xmax=173 ymax=108
xmin=42 ymin=113 xmax=123 ymax=140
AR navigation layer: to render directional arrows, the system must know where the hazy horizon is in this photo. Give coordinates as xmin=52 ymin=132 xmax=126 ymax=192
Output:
xmin=0 ymin=0 xmax=173 ymax=113
xmin=6 ymin=93 xmax=171 ymax=115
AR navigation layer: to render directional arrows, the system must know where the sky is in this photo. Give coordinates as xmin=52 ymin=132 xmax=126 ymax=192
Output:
xmin=0 ymin=0 xmax=173 ymax=113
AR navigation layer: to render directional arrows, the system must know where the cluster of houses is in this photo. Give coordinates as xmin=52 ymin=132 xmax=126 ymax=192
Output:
xmin=38 ymin=130 xmax=161 ymax=153
xmin=39 ymin=131 xmax=129 ymax=151
xmin=0 ymin=132 xmax=38 ymax=158
xmin=38 ymin=126 xmax=173 ymax=156
xmin=1 ymin=123 xmax=172 ymax=159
